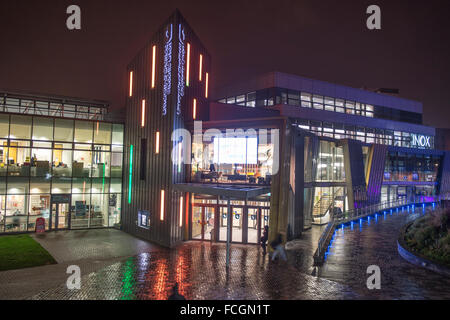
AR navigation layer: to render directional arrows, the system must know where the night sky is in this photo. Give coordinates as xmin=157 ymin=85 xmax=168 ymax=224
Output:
xmin=1 ymin=0 xmax=449 ymax=128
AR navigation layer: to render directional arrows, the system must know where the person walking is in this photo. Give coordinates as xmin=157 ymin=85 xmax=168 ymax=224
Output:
xmin=270 ymin=233 xmax=287 ymax=262
xmin=168 ymin=283 xmax=186 ymax=300
xmin=260 ymin=225 xmax=269 ymax=255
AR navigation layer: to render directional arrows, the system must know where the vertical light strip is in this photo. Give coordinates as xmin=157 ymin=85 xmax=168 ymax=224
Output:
xmin=178 ymin=142 xmax=182 ymax=173
xmin=205 ymin=72 xmax=209 ymax=98
xmin=160 ymin=189 xmax=165 ymax=221
xmin=141 ymin=99 xmax=146 ymax=127
xmin=128 ymin=144 xmax=133 ymax=204
xmin=193 ymin=98 xmax=197 ymax=120
xmin=129 ymin=71 xmax=133 ymax=97
xmin=179 ymin=196 xmax=183 ymax=227
xmin=199 ymin=54 xmax=203 ymax=81
xmin=186 ymin=43 xmax=190 ymax=86
xmin=155 ymin=131 xmax=160 ymax=154
xmin=151 ymin=45 xmax=156 ymax=88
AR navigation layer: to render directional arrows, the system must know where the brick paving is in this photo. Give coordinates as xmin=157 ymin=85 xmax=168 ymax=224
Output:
xmin=32 ymin=241 xmax=362 ymax=300
xmin=5 ymin=207 xmax=450 ymax=300
xmin=319 ymin=207 xmax=450 ymax=299
xmin=0 ymin=228 xmax=161 ymax=299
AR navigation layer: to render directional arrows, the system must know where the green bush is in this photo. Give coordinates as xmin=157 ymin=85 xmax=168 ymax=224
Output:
xmin=403 ymin=207 xmax=450 ymax=267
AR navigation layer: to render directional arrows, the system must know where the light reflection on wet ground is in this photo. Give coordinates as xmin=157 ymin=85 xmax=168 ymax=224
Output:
xmin=33 ymin=241 xmax=362 ymax=300
xmin=32 ymin=204 xmax=450 ymax=300
xmin=318 ymin=205 xmax=450 ymax=299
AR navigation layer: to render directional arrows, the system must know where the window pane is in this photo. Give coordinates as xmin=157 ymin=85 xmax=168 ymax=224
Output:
xmin=94 ymin=122 xmax=111 ymax=144
xmin=52 ymin=148 xmax=72 ymax=177
xmin=54 ymin=118 xmax=74 ymax=142
xmin=73 ymin=150 xmax=92 ymax=177
xmin=0 ymin=114 xmax=9 ymax=138
xmin=32 ymin=117 xmax=53 ymax=141
xmin=112 ymin=124 xmax=124 ymax=145
xmin=52 ymin=177 xmax=72 ymax=193
xmin=74 ymin=121 xmax=93 ymax=143
xmin=10 ymin=115 xmax=31 ymax=139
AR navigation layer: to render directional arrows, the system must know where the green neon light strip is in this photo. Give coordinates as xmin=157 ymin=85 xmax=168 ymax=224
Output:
xmin=128 ymin=144 xmax=133 ymax=204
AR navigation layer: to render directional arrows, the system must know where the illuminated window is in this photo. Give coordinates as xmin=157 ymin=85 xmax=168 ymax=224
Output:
xmin=205 ymin=72 xmax=209 ymax=98
xmin=193 ymin=98 xmax=197 ymax=120
xmin=179 ymin=196 xmax=183 ymax=227
xmin=186 ymin=43 xmax=190 ymax=86
xmin=141 ymin=99 xmax=146 ymax=127
xmin=199 ymin=54 xmax=203 ymax=81
xmin=160 ymin=189 xmax=165 ymax=221
xmin=155 ymin=131 xmax=160 ymax=154
xmin=129 ymin=71 xmax=133 ymax=97
xmin=151 ymin=45 xmax=156 ymax=88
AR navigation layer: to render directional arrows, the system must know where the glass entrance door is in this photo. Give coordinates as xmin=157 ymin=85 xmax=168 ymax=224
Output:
xmin=231 ymin=207 xmax=243 ymax=242
xmin=247 ymin=208 xmax=259 ymax=244
xmin=50 ymin=202 xmax=70 ymax=230
xmin=192 ymin=205 xmax=215 ymax=240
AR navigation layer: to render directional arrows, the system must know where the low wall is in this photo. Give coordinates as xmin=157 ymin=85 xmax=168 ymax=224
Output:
xmin=398 ymin=223 xmax=450 ymax=277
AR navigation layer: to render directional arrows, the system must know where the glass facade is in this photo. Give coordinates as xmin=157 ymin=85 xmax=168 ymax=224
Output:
xmin=0 ymin=94 xmax=107 ymax=120
xmin=383 ymin=152 xmax=441 ymax=183
xmin=310 ymin=140 xmax=347 ymax=225
xmin=191 ymin=194 xmax=270 ymax=244
xmin=217 ymin=89 xmax=434 ymax=150
xmin=0 ymin=114 xmax=124 ymax=234
xmin=191 ymin=129 xmax=276 ymax=185
xmin=295 ymin=120 xmax=434 ymax=150
xmin=218 ymin=87 xmax=423 ymax=125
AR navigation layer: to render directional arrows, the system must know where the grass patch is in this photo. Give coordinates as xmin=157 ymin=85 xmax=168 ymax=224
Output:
xmin=0 ymin=234 xmax=57 ymax=271
xmin=404 ymin=208 xmax=450 ymax=267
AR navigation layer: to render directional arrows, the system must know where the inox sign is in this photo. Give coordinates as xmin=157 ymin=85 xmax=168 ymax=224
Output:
xmin=411 ymin=134 xmax=431 ymax=148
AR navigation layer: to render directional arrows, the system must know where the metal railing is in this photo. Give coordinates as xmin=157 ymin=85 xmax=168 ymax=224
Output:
xmin=314 ymin=193 xmax=450 ymax=265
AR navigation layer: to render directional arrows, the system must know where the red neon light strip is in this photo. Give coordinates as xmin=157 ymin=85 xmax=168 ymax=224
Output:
xmin=205 ymin=72 xmax=209 ymax=98
xmin=186 ymin=43 xmax=190 ymax=86
xmin=160 ymin=189 xmax=165 ymax=221
xmin=199 ymin=54 xmax=203 ymax=81
xmin=151 ymin=45 xmax=156 ymax=88
xmin=129 ymin=71 xmax=133 ymax=97
xmin=141 ymin=99 xmax=146 ymax=127
xmin=155 ymin=131 xmax=160 ymax=154
xmin=193 ymin=98 xmax=197 ymax=120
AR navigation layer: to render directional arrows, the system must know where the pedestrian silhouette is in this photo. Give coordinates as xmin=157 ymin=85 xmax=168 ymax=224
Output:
xmin=260 ymin=225 xmax=269 ymax=255
xmin=168 ymin=282 xmax=186 ymax=300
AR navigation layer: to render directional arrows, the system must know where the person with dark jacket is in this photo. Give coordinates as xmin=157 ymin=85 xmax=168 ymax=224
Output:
xmin=260 ymin=225 xmax=269 ymax=255
xmin=168 ymin=283 xmax=186 ymax=300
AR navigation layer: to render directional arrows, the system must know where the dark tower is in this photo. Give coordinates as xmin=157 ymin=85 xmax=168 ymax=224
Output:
xmin=122 ymin=10 xmax=211 ymax=247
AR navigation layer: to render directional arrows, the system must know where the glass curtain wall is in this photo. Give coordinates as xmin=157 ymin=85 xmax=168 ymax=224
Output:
xmin=191 ymin=129 xmax=275 ymax=185
xmin=0 ymin=113 xmax=123 ymax=233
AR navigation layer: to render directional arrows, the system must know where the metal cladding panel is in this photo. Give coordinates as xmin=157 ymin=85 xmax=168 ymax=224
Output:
xmin=343 ymin=139 xmax=368 ymax=209
xmin=123 ymin=10 xmax=211 ymax=247
xmin=438 ymin=151 xmax=450 ymax=194
xmin=366 ymin=144 xmax=388 ymax=204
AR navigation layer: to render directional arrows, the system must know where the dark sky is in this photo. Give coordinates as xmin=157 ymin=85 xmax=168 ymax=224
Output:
xmin=1 ymin=0 xmax=449 ymax=128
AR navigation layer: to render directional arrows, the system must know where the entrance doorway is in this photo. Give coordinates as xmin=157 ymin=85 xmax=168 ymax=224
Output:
xmin=209 ymin=204 xmax=270 ymax=244
xmin=50 ymin=194 xmax=71 ymax=230
xmin=192 ymin=205 xmax=215 ymax=240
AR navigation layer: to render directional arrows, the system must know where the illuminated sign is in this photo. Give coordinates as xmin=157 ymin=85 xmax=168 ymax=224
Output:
xmin=411 ymin=134 xmax=431 ymax=148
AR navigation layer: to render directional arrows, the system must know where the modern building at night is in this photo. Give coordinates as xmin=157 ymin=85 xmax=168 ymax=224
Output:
xmin=121 ymin=10 xmax=450 ymax=247
xmin=2 ymin=10 xmax=449 ymax=249
xmin=0 ymin=91 xmax=124 ymax=234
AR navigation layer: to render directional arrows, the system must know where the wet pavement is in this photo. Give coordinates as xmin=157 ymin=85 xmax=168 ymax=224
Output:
xmin=10 ymin=205 xmax=450 ymax=300
xmin=32 ymin=241 xmax=362 ymax=300
xmin=318 ymin=206 xmax=450 ymax=299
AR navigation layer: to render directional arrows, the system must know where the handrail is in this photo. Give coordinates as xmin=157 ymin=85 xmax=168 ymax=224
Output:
xmin=313 ymin=192 xmax=450 ymax=266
